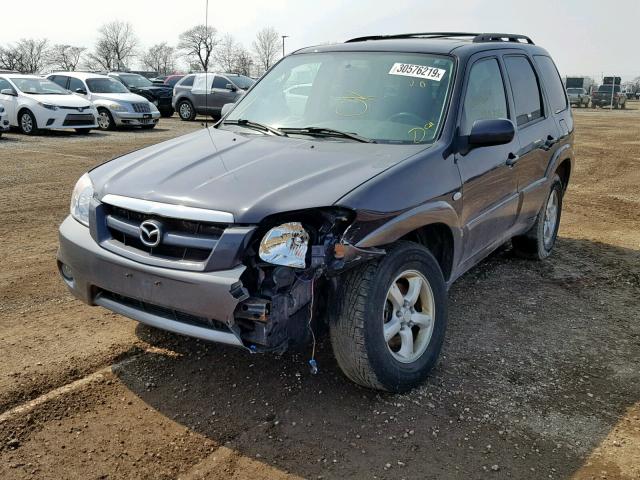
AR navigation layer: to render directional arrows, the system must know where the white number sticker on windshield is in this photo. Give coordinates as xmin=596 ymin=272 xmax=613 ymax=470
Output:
xmin=388 ymin=63 xmax=446 ymax=82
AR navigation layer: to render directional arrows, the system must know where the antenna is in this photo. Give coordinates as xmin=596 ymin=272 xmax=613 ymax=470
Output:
xmin=204 ymin=0 xmax=209 ymax=129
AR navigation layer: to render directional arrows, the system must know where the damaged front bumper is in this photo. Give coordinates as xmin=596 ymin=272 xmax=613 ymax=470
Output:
xmin=57 ymin=216 xmax=247 ymax=347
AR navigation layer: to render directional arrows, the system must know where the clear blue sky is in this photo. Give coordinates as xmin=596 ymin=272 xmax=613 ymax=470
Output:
xmin=1 ymin=0 xmax=639 ymax=80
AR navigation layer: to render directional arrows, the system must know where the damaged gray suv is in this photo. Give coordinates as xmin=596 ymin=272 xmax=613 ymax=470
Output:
xmin=58 ymin=33 xmax=574 ymax=392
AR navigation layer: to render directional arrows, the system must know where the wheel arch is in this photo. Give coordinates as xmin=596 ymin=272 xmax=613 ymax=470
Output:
xmin=555 ymin=158 xmax=571 ymax=193
xmin=16 ymin=106 xmax=37 ymax=129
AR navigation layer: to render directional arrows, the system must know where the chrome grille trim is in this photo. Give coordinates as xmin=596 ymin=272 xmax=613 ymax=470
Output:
xmin=101 ymin=194 xmax=235 ymax=223
xmin=132 ymin=102 xmax=151 ymax=113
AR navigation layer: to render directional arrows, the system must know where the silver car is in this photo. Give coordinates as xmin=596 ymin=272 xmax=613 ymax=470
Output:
xmin=567 ymin=87 xmax=590 ymax=108
xmin=172 ymin=73 xmax=255 ymax=121
xmin=48 ymin=72 xmax=161 ymax=130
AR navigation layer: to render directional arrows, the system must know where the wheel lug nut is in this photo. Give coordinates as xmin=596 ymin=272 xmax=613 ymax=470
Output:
xmin=396 ymin=311 xmax=402 ymax=318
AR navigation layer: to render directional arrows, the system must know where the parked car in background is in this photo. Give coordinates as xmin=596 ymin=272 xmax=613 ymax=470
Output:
xmin=591 ymin=84 xmax=626 ymax=108
xmin=107 ymin=72 xmax=174 ymax=117
xmin=0 ymin=103 xmax=9 ymax=136
xmin=567 ymin=87 xmax=590 ymax=107
xmin=172 ymin=73 xmax=255 ymax=121
xmin=163 ymin=75 xmax=185 ymax=87
xmin=58 ymin=32 xmax=574 ymax=393
xmin=0 ymin=74 xmax=97 ymax=135
xmin=48 ymin=72 xmax=160 ymax=130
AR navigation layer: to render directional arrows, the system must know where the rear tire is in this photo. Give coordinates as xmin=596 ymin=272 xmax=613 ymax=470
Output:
xmin=18 ymin=110 xmax=38 ymax=135
xmin=330 ymin=241 xmax=447 ymax=393
xmin=512 ymin=174 xmax=563 ymax=260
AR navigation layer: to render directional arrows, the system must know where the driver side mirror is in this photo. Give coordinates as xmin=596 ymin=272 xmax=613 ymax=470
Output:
xmin=467 ymin=119 xmax=515 ymax=150
xmin=225 ymin=83 xmax=237 ymax=92
xmin=221 ymin=103 xmax=234 ymax=117
xmin=1 ymin=88 xmax=17 ymax=96
xmin=75 ymin=88 xmax=87 ymax=95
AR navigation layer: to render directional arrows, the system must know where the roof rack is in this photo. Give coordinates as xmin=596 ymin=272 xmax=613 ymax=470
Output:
xmin=345 ymin=32 xmax=534 ymax=45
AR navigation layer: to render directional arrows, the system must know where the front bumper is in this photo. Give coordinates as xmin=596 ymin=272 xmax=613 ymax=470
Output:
xmin=57 ymin=216 xmax=246 ymax=346
xmin=112 ymin=111 xmax=161 ymax=127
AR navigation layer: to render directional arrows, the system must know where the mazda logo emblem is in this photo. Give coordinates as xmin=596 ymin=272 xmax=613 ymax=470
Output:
xmin=139 ymin=220 xmax=162 ymax=247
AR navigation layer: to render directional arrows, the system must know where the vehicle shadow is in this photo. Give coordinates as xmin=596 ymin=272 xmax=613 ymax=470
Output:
xmin=115 ymin=237 xmax=640 ymax=479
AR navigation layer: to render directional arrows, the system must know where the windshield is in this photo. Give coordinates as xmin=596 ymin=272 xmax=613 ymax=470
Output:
xmin=567 ymin=88 xmax=583 ymax=94
xmin=228 ymin=75 xmax=255 ymax=90
xmin=11 ymin=78 xmax=70 ymax=95
xmin=224 ymin=52 xmax=454 ymax=144
xmin=598 ymin=85 xmax=620 ymax=93
xmin=118 ymin=74 xmax=153 ymax=88
xmin=87 ymin=78 xmax=129 ymax=94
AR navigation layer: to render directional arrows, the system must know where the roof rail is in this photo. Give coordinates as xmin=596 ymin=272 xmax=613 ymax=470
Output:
xmin=472 ymin=33 xmax=534 ymax=44
xmin=346 ymin=32 xmax=534 ymax=45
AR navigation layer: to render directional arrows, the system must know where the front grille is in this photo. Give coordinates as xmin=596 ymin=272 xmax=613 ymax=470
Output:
xmin=132 ymin=102 xmax=151 ymax=113
xmin=104 ymin=205 xmax=227 ymax=263
xmin=63 ymin=114 xmax=95 ymax=126
xmin=97 ymin=289 xmax=229 ymax=332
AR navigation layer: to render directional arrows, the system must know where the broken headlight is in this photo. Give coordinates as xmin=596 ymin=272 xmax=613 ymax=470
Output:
xmin=259 ymin=222 xmax=309 ymax=269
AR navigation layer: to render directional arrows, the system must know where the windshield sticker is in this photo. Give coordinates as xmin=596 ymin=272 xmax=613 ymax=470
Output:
xmin=335 ymin=91 xmax=376 ymax=117
xmin=388 ymin=63 xmax=446 ymax=82
xmin=408 ymin=121 xmax=436 ymax=144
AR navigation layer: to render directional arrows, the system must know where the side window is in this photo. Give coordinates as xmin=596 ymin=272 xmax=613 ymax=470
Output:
xmin=68 ymin=77 xmax=85 ymax=92
xmin=534 ymin=55 xmax=567 ymax=114
xmin=181 ymin=75 xmax=195 ymax=87
xmin=51 ymin=75 xmax=68 ymax=89
xmin=212 ymin=76 xmax=229 ymax=89
xmin=504 ymin=56 xmax=543 ymax=126
xmin=0 ymin=77 xmax=14 ymax=92
xmin=461 ymin=58 xmax=508 ymax=135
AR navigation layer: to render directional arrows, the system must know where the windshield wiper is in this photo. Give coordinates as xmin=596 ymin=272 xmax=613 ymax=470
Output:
xmin=280 ymin=126 xmax=375 ymax=143
xmin=222 ymin=119 xmax=287 ymax=137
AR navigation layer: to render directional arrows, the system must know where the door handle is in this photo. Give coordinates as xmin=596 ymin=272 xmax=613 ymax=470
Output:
xmin=506 ymin=152 xmax=520 ymax=166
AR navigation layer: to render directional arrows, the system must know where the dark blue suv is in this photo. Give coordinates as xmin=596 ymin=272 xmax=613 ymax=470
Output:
xmin=58 ymin=32 xmax=574 ymax=392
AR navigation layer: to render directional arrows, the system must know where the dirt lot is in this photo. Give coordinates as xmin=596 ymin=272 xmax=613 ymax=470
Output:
xmin=0 ymin=109 xmax=638 ymax=480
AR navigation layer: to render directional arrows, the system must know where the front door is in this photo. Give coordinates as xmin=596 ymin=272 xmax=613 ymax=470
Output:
xmin=455 ymin=54 xmax=519 ymax=263
xmin=0 ymin=77 xmax=18 ymax=124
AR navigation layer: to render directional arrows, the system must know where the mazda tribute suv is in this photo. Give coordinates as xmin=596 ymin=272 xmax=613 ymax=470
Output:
xmin=57 ymin=32 xmax=574 ymax=392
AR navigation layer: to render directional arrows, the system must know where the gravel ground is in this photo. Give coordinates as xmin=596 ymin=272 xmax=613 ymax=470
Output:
xmin=0 ymin=110 xmax=638 ymax=479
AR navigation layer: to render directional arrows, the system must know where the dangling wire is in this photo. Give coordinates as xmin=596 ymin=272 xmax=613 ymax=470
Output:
xmin=307 ymin=276 xmax=318 ymax=374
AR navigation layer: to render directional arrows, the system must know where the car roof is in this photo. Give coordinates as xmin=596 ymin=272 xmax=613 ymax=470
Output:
xmin=294 ymin=32 xmax=550 ymax=58
xmin=2 ymin=73 xmax=44 ymax=79
xmin=49 ymin=71 xmax=112 ymax=80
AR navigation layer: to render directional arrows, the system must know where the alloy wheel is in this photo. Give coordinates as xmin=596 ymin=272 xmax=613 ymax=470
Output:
xmin=21 ymin=113 xmax=33 ymax=133
xmin=179 ymin=102 xmax=192 ymax=120
xmin=97 ymin=111 xmax=111 ymax=130
xmin=543 ymin=189 xmax=559 ymax=249
xmin=382 ymin=270 xmax=435 ymax=363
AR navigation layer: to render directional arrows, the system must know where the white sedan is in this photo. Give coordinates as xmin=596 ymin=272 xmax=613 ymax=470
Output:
xmin=0 ymin=74 xmax=97 ymax=135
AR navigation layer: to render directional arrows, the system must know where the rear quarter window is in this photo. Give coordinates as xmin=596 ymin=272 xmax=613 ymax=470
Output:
xmin=179 ymin=75 xmax=195 ymax=88
xmin=534 ymin=55 xmax=568 ymax=114
xmin=504 ymin=55 xmax=544 ymax=127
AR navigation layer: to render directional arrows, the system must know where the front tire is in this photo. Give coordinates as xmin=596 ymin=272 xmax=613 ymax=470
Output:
xmin=512 ymin=175 xmax=563 ymax=260
xmin=97 ymin=108 xmax=115 ymax=131
xmin=178 ymin=100 xmax=196 ymax=121
xmin=19 ymin=110 xmax=38 ymax=135
xmin=330 ymin=241 xmax=447 ymax=393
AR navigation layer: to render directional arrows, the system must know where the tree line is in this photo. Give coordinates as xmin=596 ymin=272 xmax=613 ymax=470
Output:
xmin=0 ymin=20 xmax=282 ymax=77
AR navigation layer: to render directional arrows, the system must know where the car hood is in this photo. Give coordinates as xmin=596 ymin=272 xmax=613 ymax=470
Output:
xmin=25 ymin=93 xmax=92 ymax=108
xmin=92 ymin=128 xmax=425 ymax=223
xmin=90 ymin=92 xmax=149 ymax=104
xmin=130 ymin=85 xmax=172 ymax=97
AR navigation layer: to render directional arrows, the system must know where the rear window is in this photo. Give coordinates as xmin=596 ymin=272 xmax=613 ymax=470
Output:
xmin=598 ymin=85 xmax=620 ymax=93
xmin=504 ymin=56 xmax=544 ymax=127
xmin=179 ymin=75 xmax=195 ymax=88
xmin=534 ymin=55 xmax=567 ymax=114
xmin=567 ymin=88 xmax=583 ymax=94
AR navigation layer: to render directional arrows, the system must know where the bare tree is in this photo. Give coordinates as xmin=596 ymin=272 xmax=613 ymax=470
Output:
xmin=178 ymin=25 xmax=218 ymax=72
xmin=214 ymin=34 xmax=239 ymax=72
xmin=0 ymin=45 xmax=26 ymax=72
xmin=142 ymin=43 xmax=177 ymax=75
xmin=86 ymin=20 xmax=138 ymax=71
xmin=233 ymin=47 xmax=254 ymax=77
xmin=10 ymin=38 xmax=50 ymax=73
xmin=48 ymin=45 xmax=86 ymax=71
xmin=252 ymin=27 xmax=279 ymax=74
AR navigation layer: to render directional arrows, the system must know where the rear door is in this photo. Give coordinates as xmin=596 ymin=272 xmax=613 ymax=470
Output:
xmin=191 ymin=74 xmax=211 ymax=114
xmin=455 ymin=53 xmax=520 ymax=263
xmin=0 ymin=77 xmax=18 ymax=123
xmin=502 ymin=54 xmax=562 ymax=224
xmin=209 ymin=75 xmax=237 ymax=114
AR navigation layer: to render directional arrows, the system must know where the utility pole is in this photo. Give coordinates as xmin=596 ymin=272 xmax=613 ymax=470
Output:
xmin=282 ymin=35 xmax=289 ymax=57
